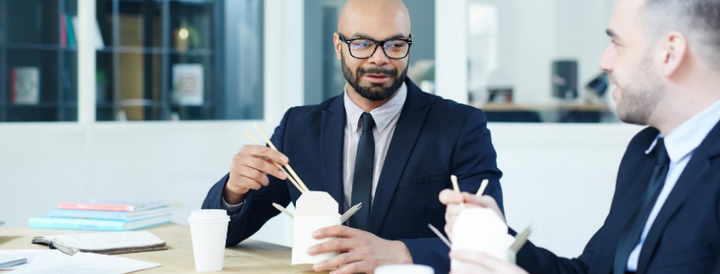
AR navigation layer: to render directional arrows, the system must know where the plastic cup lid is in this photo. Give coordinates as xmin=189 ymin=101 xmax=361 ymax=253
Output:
xmin=188 ymin=209 xmax=230 ymax=223
xmin=375 ymin=264 xmax=434 ymax=274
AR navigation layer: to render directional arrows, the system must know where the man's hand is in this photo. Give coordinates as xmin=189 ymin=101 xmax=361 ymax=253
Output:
xmin=308 ymin=225 xmax=413 ymax=274
xmin=224 ymin=145 xmax=289 ymax=204
xmin=439 ymin=189 xmax=504 ymax=241
xmin=450 ymin=251 xmax=528 ymax=274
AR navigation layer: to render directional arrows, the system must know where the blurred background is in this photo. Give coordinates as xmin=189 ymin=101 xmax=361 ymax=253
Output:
xmin=1 ymin=0 xmax=639 ymax=259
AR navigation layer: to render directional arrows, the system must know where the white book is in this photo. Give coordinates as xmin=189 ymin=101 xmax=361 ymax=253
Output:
xmin=71 ymin=16 xmax=105 ymax=49
xmin=11 ymin=67 xmax=40 ymax=105
xmin=172 ymin=64 xmax=204 ymax=106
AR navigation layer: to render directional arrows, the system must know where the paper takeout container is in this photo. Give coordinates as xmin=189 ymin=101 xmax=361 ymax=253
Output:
xmin=451 ymin=208 xmax=517 ymax=270
xmin=291 ymin=191 xmax=341 ymax=267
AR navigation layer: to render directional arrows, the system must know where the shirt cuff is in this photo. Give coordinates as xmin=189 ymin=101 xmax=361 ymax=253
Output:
xmin=221 ymin=195 xmax=245 ymax=215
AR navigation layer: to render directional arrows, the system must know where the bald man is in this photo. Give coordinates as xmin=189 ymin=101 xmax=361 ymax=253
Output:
xmin=202 ymin=0 xmax=504 ymax=273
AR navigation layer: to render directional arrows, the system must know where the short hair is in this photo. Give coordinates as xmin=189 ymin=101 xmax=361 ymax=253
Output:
xmin=642 ymin=0 xmax=720 ymax=69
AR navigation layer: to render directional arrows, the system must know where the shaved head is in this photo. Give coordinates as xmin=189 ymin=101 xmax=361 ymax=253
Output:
xmin=338 ymin=0 xmax=411 ymax=36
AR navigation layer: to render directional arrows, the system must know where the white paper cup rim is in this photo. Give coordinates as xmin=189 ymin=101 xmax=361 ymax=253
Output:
xmin=188 ymin=216 xmax=229 ymax=223
xmin=376 ymin=264 xmax=434 ymax=274
xmin=188 ymin=209 xmax=230 ymax=223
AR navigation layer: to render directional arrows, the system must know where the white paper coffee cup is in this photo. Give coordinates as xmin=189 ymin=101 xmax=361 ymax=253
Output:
xmin=376 ymin=264 xmax=434 ymax=274
xmin=188 ymin=209 xmax=230 ymax=272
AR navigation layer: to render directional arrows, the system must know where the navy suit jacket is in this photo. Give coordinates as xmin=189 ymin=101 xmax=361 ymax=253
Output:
xmin=515 ymin=122 xmax=720 ymax=274
xmin=202 ymin=78 xmax=504 ymax=274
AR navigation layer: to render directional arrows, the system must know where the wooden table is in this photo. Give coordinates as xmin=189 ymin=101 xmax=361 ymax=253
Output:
xmin=0 ymin=224 xmax=327 ymax=273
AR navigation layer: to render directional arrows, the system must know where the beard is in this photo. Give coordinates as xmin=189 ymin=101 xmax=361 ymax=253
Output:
xmin=614 ymin=56 xmax=666 ymax=126
xmin=341 ymin=54 xmax=409 ymax=102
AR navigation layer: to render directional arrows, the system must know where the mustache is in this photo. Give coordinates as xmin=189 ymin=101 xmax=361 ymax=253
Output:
xmin=357 ymin=67 xmax=398 ymax=77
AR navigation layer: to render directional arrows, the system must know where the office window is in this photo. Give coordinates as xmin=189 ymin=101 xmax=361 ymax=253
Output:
xmin=467 ymin=0 xmax=619 ymax=123
xmin=0 ymin=0 xmax=78 ymax=122
xmin=95 ymin=0 xmax=263 ymax=121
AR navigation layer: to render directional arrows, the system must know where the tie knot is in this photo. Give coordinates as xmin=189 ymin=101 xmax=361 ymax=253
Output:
xmin=655 ymin=138 xmax=669 ymax=165
xmin=361 ymin=112 xmax=375 ymax=133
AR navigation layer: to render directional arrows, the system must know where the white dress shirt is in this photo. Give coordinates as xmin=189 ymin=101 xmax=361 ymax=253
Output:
xmin=342 ymin=83 xmax=407 ymax=211
xmin=627 ymin=98 xmax=720 ymax=271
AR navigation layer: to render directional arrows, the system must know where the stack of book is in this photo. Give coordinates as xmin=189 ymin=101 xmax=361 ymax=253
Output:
xmin=28 ymin=200 xmax=173 ymax=231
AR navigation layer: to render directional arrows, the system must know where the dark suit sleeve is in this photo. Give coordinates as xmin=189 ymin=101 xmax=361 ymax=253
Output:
xmin=201 ymin=109 xmax=294 ymax=247
xmin=454 ymin=108 xmax=504 ymax=211
xmin=399 ymin=108 xmax=504 ymax=274
xmin=400 ymin=238 xmax=451 ymax=273
xmin=513 ymin=225 xmax=598 ymax=274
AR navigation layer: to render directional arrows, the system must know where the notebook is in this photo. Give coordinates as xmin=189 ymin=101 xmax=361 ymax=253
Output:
xmin=31 ymin=231 xmax=167 ymax=255
xmin=58 ymin=200 xmax=165 ymax=212
xmin=28 ymin=214 xmax=172 ymax=232
xmin=48 ymin=205 xmax=174 ymax=221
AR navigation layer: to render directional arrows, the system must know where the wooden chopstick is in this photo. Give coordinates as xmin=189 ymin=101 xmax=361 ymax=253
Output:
xmin=451 ymin=175 xmax=465 ymax=209
xmin=510 ymin=225 xmax=532 ymax=253
xmin=427 ymin=223 xmax=452 ymax=248
xmin=272 ymin=203 xmax=295 ymax=219
xmin=246 ymin=131 xmax=305 ymax=194
xmin=477 ymin=179 xmax=489 ymax=196
xmin=253 ymin=123 xmax=311 ymax=193
xmin=340 ymin=202 xmax=363 ymax=224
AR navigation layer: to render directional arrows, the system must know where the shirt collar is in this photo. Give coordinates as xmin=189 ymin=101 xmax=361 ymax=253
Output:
xmin=645 ymin=98 xmax=720 ymax=162
xmin=343 ymin=83 xmax=407 ymax=135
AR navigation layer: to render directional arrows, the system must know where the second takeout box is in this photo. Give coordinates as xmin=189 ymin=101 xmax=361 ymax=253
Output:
xmin=291 ymin=191 xmax=341 ymax=267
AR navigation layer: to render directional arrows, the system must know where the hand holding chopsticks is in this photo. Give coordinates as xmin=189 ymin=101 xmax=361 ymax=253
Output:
xmin=223 ymin=124 xmax=310 ymax=204
xmin=250 ymin=123 xmax=310 ymax=193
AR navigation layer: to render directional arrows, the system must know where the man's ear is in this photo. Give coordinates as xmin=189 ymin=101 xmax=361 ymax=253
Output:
xmin=658 ymin=31 xmax=688 ymax=77
xmin=334 ymin=33 xmax=343 ymax=61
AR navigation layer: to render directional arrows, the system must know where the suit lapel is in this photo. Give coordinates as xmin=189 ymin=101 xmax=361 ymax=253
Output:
xmin=321 ymin=96 xmax=346 ymax=215
xmin=636 ymin=121 xmax=720 ymax=274
xmin=368 ymin=80 xmax=429 ymax=235
xmin=594 ymin=131 xmax=658 ymax=274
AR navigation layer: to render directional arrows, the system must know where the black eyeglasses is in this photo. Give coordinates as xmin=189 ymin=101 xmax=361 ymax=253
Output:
xmin=338 ymin=33 xmax=413 ymax=60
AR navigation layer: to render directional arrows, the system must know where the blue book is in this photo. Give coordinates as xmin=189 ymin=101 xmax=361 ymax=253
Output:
xmin=66 ymin=13 xmax=76 ymax=47
xmin=48 ymin=206 xmax=174 ymax=221
xmin=28 ymin=214 xmax=172 ymax=231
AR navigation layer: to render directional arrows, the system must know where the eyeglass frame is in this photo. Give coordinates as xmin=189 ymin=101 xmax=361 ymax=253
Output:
xmin=337 ymin=33 xmax=413 ymax=60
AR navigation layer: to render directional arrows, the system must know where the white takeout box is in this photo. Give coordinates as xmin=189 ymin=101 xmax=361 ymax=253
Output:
xmin=451 ymin=208 xmax=517 ymax=270
xmin=291 ymin=191 xmax=342 ymax=267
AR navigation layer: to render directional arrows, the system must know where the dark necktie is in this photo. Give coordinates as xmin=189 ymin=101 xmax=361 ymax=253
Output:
xmin=613 ymin=138 xmax=670 ymax=274
xmin=350 ymin=112 xmax=375 ymax=231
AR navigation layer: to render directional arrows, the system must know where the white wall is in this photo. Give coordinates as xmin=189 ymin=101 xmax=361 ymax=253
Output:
xmin=0 ymin=122 xmax=641 ymax=258
xmin=500 ymin=0 xmax=614 ymax=104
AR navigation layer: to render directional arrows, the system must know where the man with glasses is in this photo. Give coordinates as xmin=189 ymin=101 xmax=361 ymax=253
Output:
xmin=202 ymin=0 xmax=504 ymax=273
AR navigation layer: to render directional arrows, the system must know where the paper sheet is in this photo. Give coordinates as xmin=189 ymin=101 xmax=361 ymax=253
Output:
xmin=0 ymin=250 xmax=159 ymax=274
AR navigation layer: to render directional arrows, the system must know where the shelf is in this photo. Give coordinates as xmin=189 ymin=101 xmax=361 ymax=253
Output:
xmin=475 ymin=103 xmax=611 ymax=112
xmin=1 ymin=102 xmax=78 ymax=108
xmin=2 ymin=43 xmax=77 ymax=52
xmin=169 ymin=49 xmax=213 ymax=56
xmin=95 ymin=46 xmax=212 ymax=56
xmin=96 ymin=100 xmax=164 ymax=108
xmin=118 ymin=0 xmax=217 ymax=3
